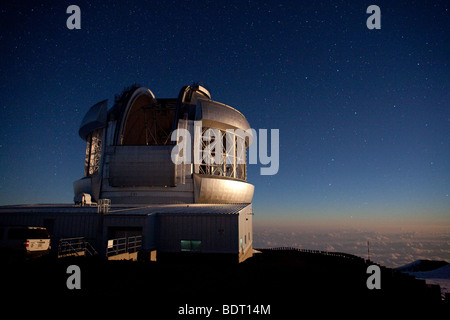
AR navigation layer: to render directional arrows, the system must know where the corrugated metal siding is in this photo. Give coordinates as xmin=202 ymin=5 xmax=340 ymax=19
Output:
xmin=104 ymin=214 xmax=147 ymax=227
xmin=0 ymin=212 xmax=99 ymax=240
xmin=0 ymin=203 xmax=252 ymax=255
xmin=239 ymin=210 xmax=253 ymax=253
xmin=158 ymin=214 xmax=238 ymax=253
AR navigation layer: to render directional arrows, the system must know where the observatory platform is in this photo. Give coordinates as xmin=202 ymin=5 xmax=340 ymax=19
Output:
xmin=0 ymin=203 xmax=253 ymax=262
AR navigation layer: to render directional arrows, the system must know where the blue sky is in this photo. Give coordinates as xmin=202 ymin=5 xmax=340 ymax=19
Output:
xmin=0 ymin=1 xmax=448 ymax=228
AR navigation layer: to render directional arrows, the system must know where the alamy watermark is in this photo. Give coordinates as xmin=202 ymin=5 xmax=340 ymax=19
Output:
xmin=366 ymin=265 xmax=381 ymax=289
xmin=66 ymin=5 xmax=81 ymax=30
xmin=366 ymin=5 xmax=381 ymax=30
xmin=66 ymin=265 xmax=81 ymax=289
xmin=67 ymin=4 xmax=380 ymax=31
xmin=171 ymin=121 xmax=279 ymax=176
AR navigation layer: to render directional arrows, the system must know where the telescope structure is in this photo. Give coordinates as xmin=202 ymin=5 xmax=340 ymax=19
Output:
xmin=74 ymin=85 xmax=254 ymax=205
xmin=1 ymin=85 xmax=254 ymax=262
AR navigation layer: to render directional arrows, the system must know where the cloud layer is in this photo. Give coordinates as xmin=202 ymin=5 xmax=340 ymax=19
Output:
xmin=253 ymin=225 xmax=450 ymax=268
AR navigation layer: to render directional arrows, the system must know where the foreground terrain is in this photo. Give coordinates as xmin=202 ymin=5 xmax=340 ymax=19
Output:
xmin=2 ymin=249 xmax=448 ymax=317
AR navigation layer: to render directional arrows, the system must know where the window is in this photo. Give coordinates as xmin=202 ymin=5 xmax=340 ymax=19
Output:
xmin=84 ymin=128 xmax=103 ymax=176
xmin=180 ymin=240 xmax=202 ymax=252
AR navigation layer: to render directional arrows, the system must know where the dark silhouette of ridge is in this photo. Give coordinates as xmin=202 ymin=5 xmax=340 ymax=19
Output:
xmin=2 ymin=248 xmax=447 ymax=316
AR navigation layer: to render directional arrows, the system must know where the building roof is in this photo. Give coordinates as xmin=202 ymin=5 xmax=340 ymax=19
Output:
xmin=78 ymin=99 xmax=108 ymax=140
xmin=0 ymin=203 xmax=252 ymax=216
xmin=107 ymin=203 xmax=252 ymax=215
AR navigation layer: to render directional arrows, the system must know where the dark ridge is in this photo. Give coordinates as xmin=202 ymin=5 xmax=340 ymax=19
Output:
xmin=2 ymin=248 xmax=448 ymax=316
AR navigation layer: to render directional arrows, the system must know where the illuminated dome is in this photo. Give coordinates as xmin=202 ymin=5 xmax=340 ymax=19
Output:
xmin=74 ymin=85 xmax=254 ymax=204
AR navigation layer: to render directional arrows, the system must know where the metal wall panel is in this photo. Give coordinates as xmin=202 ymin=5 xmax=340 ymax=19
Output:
xmin=0 ymin=212 xmax=99 ymax=240
xmin=198 ymin=99 xmax=251 ymax=131
xmin=158 ymin=213 xmax=238 ymax=254
xmin=0 ymin=204 xmax=250 ymax=258
xmin=103 ymin=213 xmax=156 ymax=251
xmin=238 ymin=209 xmax=253 ymax=254
xmin=78 ymin=99 xmax=108 ymax=140
xmin=194 ymin=174 xmax=254 ymax=203
xmin=109 ymin=146 xmax=175 ymax=187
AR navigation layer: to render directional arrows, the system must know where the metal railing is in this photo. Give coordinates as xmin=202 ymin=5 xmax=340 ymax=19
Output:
xmin=106 ymin=235 xmax=142 ymax=257
xmin=58 ymin=237 xmax=98 ymax=257
xmin=97 ymin=198 xmax=111 ymax=213
xmin=258 ymin=247 xmax=364 ymax=261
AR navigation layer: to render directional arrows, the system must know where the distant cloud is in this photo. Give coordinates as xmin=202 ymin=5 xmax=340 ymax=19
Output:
xmin=253 ymin=225 xmax=450 ymax=268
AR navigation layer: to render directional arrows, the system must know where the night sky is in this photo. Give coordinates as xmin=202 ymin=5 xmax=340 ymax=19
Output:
xmin=0 ymin=1 xmax=448 ymax=228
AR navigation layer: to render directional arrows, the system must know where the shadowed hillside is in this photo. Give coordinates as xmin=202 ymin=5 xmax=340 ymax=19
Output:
xmin=2 ymin=248 xmax=447 ymax=317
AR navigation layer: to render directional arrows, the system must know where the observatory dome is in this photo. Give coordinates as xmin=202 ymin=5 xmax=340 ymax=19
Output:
xmin=74 ymin=85 xmax=254 ymax=205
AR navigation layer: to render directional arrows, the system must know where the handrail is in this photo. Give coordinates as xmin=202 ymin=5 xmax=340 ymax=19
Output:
xmin=258 ymin=247 xmax=364 ymax=261
xmin=58 ymin=237 xmax=98 ymax=257
xmin=106 ymin=235 xmax=142 ymax=257
xmin=97 ymin=199 xmax=111 ymax=213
